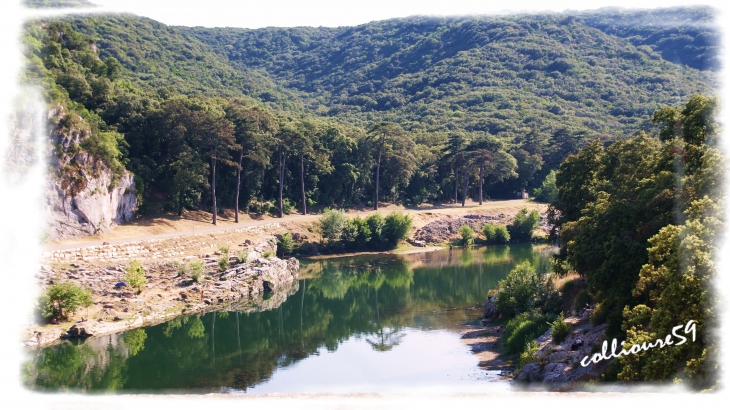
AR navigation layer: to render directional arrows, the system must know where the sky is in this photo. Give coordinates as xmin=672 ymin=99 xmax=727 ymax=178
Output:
xmin=1 ymin=0 xmax=729 ymax=407
xmin=67 ymin=0 xmax=727 ymax=28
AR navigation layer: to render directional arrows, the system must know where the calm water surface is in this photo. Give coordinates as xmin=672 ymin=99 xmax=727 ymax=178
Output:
xmin=24 ymin=244 xmax=554 ymax=394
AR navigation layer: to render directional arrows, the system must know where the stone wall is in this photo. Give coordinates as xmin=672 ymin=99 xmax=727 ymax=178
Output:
xmin=42 ymin=223 xmax=281 ymax=264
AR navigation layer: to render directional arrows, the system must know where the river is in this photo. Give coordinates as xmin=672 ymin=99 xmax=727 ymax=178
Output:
xmin=24 ymin=244 xmax=555 ymax=394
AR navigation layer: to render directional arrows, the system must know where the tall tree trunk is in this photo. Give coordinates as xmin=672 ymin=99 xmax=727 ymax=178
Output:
xmin=479 ymin=166 xmax=483 ymax=205
xmin=278 ymin=146 xmax=286 ymax=218
xmin=375 ymin=144 xmax=382 ymax=210
xmin=211 ymin=157 xmax=217 ymax=225
xmin=235 ymin=149 xmax=243 ymax=223
xmin=454 ymin=168 xmax=459 ymax=204
xmin=300 ymin=153 xmax=307 ymax=215
xmin=461 ymin=164 xmax=473 ymax=207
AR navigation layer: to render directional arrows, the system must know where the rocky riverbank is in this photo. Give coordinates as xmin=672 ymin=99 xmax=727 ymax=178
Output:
xmin=516 ymin=316 xmax=610 ymax=385
xmin=25 ymin=238 xmax=299 ymax=348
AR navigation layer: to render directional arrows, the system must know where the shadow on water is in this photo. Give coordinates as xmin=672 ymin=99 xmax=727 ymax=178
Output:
xmin=24 ymin=244 xmax=554 ymax=393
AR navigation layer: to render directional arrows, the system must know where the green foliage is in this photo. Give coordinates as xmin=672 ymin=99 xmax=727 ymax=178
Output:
xmin=508 ymin=208 xmax=541 ymax=242
xmin=277 ymin=232 xmax=295 ymax=257
xmin=503 ymin=311 xmax=551 ymax=355
xmin=574 ymin=289 xmax=591 ymax=310
xmin=341 ymin=216 xmax=371 ymax=249
xmin=236 ymin=249 xmax=249 ymax=264
xmin=517 ymin=340 xmax=539 ymax=375
xmin=550 ymin=312 xmax=571 ymax=344
xmin=319 ymin=209 xmax=348 ymax=242
xmin=282 ymin=198 xmax=294 ymax=215
xmin=493 ymin=225 xmax=511 ymax=244
xmin=124 ymin=260 xmax=147 ymax=295
xmin=549 ymin=95 xmax=722 ymax=389
xmin=495 ymin=261 xmax=541 ymax=317
xmin=218 ymin=255 xmax=229 ymax=272
xmin=482 ymin=223 xmax=510 ymax=244
xmin=79 ymin=130 xmax=127 ymax=185
xmin=533 ymin=170 xmax=558 ymax=203
xmin=189 ymin=260 xmax=204 ymax=283
xmin=365 ymin=213 xmax=386 ymax=248
xmin=481 ymin=223 xmax=496 ymax=242
xmin=190 ymin=12 xmax=715 ymax=145
xmin=218 ymin=245 xmax=229 ymax=254
xmin=21 ymin=11 xmax=717 ymax=220
xmin=577 ymin=6 xmax=719 ymax=71
xmin=38 ymin=282 xmax=92 ymax=320
xmin=383 ymin=212 xmax=413 ymax=246
xmin=122 ymin=329 xmax=147 ymax=357
xmin=262 ymin=250 xmax=274 ymax=259
xmin=619 ymin=197 xmax=721 ymax=389
xmin=170 ymin=261 xmax=188 ymax=277
xmin=459 ymin=225 xmax=475 ymax=246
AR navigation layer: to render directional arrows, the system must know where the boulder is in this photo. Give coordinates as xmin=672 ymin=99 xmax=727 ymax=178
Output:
xmin=64 ymin=324 xmax=93 ymax=338
xmin=482 ymin=295 xmax=500 ymax=323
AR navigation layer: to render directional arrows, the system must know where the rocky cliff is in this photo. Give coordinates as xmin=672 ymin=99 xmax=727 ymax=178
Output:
xmin=44 ymin=105 xmax=137 ymax=240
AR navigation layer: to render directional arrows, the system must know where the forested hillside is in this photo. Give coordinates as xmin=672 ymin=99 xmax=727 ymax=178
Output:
xmin=575 ymin=6 xmax=719 ymax=71
xmin=187 ymin=12 xmax=715 ymax=138
xmin=22 ymin=7 xmax=719 ymax=226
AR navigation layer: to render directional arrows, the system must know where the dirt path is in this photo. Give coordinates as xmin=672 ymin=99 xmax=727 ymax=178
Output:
xmin=45 ymin=199 xmax=544 ymax=251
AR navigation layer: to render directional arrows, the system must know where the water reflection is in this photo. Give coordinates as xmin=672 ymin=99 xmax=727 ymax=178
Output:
xmin=24 ymin=244 xmax=554 ymax=393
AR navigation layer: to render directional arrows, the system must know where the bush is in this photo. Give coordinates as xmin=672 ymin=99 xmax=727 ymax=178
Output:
xmin=508 ymin=208 xmax=541 ymax=242
xmin=341 ymin=218 xmax=360 ymax=248
xmin=249 ymin=200 xmax=274 ymax=215
xmin=320 ymin=208 xmax=348 ymax=242
xmin=383 ymin=212 xmax=413 ymax=246
xmin=533 ymin=170 xmax=558 ymax=203
xmin=550 ymin=312 xmax=571 ymax=344
xmin=218 ymin=255 xmax=229 ymax=272
xmin=125 ymin=260 xmax=147 ymax=295
xmin=516 ymin=340 xmax=539 ymax=374
xmin=504 ymin=311 xmax=551 ymax=354
xmin=218 ymin=245 xmax=229 ymax=254
xmin=482 ymin=223 xmax=496 ymax=241
xmin=459 ymin=225 xmax=475 ymax=245
xmin=170 ymin=260 xmax=187 ymax=277
xmin=353 ymin=216 xmax=372 ymax=248
xmin=189 ymin=260 xmax=204 ymax=283
xmin=493 ymin=225 xmax=511 ymax=244
xmin=263 ymin=249 xmax=274 ymax=259
xmin=535 ymin=274 xmax=563 ymax=316
xmin=236 ymin=249 xmax=249 ymax=264
xmin=494 ymin=225 xmax=511 ymax=243
xmin=277 ymin=232 xmax=295 ymax=257
xmin=366 ymin=213 xmax=386 ymax=248
xmin=38 ymin=282 xmax=92 ymax=320
xmin=282 ymin=198 xmax=294 ymax=215
xmin=495 ymin=261 xmax=541 ymax=317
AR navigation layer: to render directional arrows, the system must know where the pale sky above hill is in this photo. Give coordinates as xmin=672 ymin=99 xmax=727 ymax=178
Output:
xmin=76 ymin=0 xmax=721 ymax=28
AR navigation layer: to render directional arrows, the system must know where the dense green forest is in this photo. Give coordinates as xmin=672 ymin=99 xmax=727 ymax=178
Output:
xmin=574 ymin=7 xmax=719 ymax=71
xmin=549 ymin=95 xmax=722 ymax=389
xmin=22 ymin=7 xmax=718 ymax=219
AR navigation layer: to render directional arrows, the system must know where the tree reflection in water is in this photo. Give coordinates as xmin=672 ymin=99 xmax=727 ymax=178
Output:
xmin=24 ymin=244 xmax=553 ymax=392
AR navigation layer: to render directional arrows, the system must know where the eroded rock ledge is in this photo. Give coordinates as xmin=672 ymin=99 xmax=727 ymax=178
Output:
xmin=27 ymin=238 xmax=299 ymax=348
xmin=516 ymin=317 xmax=609 ymax=385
